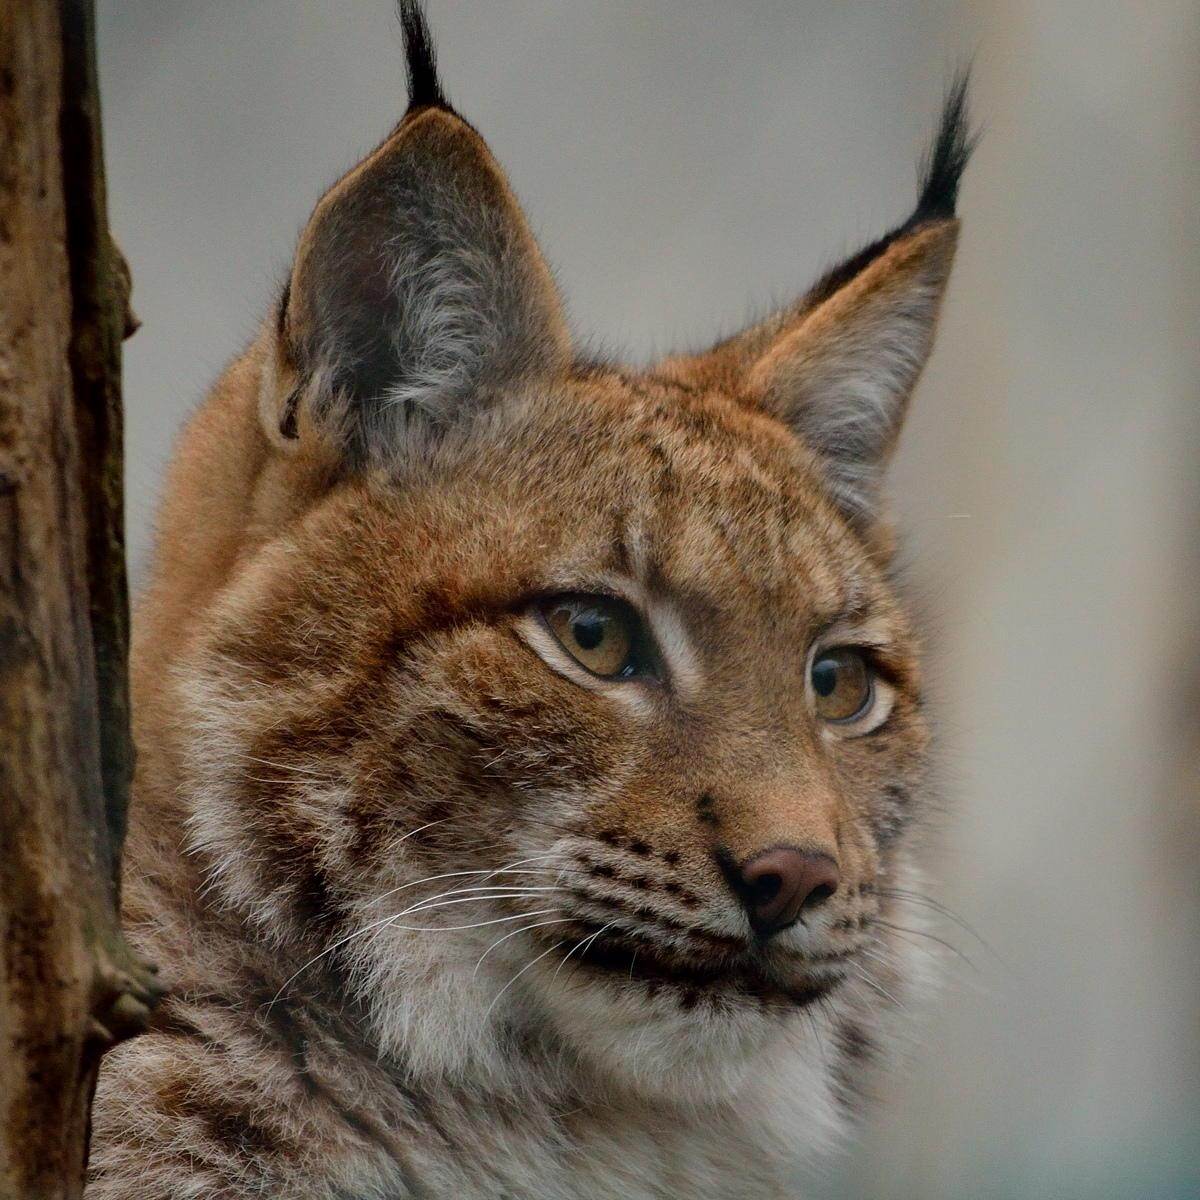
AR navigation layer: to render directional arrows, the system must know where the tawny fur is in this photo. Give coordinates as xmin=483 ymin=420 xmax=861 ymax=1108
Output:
xmin=90 ymin=6 xmax=968 ymax=1197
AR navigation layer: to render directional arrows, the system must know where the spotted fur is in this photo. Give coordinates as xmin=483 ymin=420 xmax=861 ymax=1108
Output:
xmin=90 ymin=4 xmax=970 ymax=1197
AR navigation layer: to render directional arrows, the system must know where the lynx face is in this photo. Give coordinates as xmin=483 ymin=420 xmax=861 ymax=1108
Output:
xmin=186 ymin=367 xmax=930 ymax=1101
xmin=116 ymin=3 xmax=971 ymax=1188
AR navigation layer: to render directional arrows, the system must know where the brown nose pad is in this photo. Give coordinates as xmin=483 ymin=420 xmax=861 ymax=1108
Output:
xmin=731 ymin=847 xmax=841 ymax=936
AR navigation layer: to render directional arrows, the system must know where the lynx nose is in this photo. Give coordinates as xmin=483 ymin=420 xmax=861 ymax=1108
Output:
xmin=732 ymin=847 xmax=841 ymax=936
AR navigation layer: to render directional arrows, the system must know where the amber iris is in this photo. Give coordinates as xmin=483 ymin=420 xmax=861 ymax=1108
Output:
xmin=542 ymin=595 xmax=640 ymax=678
xmin=810 ymin=647 xmax=874 ymax=721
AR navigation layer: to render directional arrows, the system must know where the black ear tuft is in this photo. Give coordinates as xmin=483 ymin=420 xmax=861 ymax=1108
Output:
xmin=913 ymin=70 xmax=975 ymax=222
xmin=800 ymin=72 xmax=974 ymax=309
xmin=398 ymin=0 xmax=448 ymax=112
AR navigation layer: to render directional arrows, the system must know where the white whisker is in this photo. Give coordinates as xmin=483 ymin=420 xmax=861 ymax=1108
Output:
xmin=266 ymin=888 xmax=556 ymax=1009
xmin=848 ymin=962 xmax=902 ymax=1008
xmin=235 ymin=753 xmax=327 ymax=777
xmin=387 ymin=886 xmax=548 ymax=922
xmin=395 ymin=891 xmax=565 ymax=918
xmin=485 ymin=939 xmax=568 ymax=1020
xmin=473 ymin=917 xmax=575 ymax=978
xmin=553 ymin=921 xmax=617 ymax=982
xmin=364 ymin=855 xmax=563 ymax=911
xmin=553 ymin=933 xmax=596 ymax=983
xmin=368 ymin=908 xmax=561 ymax=937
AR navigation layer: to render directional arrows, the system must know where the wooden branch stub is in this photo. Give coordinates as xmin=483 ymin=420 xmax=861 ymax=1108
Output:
xmin=112 ymin=240 xmax=140 ymax=340
xmin=89 ymin=952 xmax=165 ymax=1049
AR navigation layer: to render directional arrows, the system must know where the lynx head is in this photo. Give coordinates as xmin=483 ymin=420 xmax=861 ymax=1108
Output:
xmin=174 ymin=0 xmax=971 ymax=1145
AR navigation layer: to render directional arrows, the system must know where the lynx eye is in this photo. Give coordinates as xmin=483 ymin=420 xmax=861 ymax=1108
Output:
xmin=540 ymin=595 xmax=647 ymax=679
xmin=810 ymin=647 xmax=875 ymax=723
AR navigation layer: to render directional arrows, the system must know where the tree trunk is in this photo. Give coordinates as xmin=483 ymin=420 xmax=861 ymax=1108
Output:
xmin=0 ymin=2 xmax=160 ymax=1196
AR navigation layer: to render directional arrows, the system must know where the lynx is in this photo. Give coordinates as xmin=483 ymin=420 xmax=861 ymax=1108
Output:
xmin=91 ymin=4 xmax=972 ymax=1197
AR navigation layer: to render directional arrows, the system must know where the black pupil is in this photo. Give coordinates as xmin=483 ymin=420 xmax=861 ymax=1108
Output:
xmin=571 ymin=614 xmax=605 ymax=651
xmin=812 ymin=658 xmax=838 ymax=697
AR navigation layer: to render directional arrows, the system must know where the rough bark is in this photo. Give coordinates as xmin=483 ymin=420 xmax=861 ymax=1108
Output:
xmin=0 ymin=2 xmax=160 ymax=1197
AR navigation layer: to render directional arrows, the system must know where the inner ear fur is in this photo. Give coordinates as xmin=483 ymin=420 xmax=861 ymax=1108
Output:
xmin=658 ymin=77 xmax=972 ymax=528
xmin=269 ymin=104 xmax=570 ymax=469
xmin=748 ymin=218 xmax=959 ymax=518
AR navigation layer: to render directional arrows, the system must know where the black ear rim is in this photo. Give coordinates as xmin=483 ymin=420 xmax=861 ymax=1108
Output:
xmin=397 ymin=0 xmax=450 ymax=113
xmin=804 ymin=70 xmax=976 ymax=310
xmin=270 ymin=278 xmax=302 ymax=438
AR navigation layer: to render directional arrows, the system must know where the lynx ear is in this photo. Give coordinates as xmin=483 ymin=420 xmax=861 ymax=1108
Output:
xmin=661 ymin=77 xmax=973 ymax=526
xmin=271 ymin=1 xmax=569 ymax=467
xmin=748 ymin=217 xmax=960 ymax=524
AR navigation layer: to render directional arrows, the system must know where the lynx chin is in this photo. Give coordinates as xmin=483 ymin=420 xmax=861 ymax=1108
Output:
xmin=91 ymin=3 xmax=973 ymax=1197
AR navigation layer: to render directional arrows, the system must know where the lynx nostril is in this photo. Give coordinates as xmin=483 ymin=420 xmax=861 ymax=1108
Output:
xmin=733 ymin=847 xmax=841 ymax=936
xmin=748 ymin=870 xmax=784 ymax=908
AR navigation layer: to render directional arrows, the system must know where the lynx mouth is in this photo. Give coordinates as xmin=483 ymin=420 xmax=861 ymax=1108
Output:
xmin=546 ymin=921 xmax=845 ymax=1011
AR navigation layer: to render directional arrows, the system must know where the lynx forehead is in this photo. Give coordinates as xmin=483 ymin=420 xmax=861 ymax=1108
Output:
xmin=91 ymin=3 xmax=972 ymax=1197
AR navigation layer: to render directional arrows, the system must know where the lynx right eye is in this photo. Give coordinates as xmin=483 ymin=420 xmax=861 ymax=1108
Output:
xmin=539 ymin=595 xmax=649 ymax=679
xmin=810 ymin=647 xmax=874 ymax=723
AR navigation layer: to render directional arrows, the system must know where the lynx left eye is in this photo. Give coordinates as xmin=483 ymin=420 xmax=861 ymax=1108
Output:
xmin=540 ymin=595 xmax=649 ymax=679
xmin=810 ymin=647 xmax=875 ymax=722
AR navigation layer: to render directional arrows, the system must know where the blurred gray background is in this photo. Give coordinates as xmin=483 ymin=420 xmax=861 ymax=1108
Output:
xmin=97 ymin=3 xmax=1200 ymax=1198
